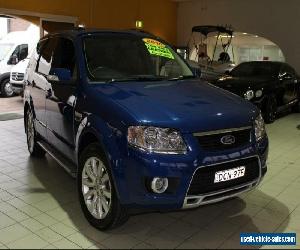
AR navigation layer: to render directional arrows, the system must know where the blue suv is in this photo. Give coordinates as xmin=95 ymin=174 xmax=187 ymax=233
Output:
xmin=24 ymin=29 xmax=268 ymax=230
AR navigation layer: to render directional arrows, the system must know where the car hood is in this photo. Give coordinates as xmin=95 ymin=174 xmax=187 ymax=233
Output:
xmin=95 ymin=79 xmax=258 ymax=133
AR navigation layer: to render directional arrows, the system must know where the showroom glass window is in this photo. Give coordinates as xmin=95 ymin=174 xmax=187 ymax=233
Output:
xmin=83 ymin=34 xmax=193 ymax=82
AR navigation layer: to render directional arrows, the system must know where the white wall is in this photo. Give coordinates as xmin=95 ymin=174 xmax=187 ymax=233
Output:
xmin=177 ymin=0 xmax=300 ymax=72
xmin=0 ymin=17 xmax=8 ymax=39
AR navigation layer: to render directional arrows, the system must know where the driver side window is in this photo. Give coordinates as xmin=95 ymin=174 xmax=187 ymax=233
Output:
xmin=51 ymin=37 xmax=76 ymax=79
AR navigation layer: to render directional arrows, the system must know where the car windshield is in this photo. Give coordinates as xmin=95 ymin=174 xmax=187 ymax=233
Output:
xmin=83 ymin=34 xmax=194 ymax=82
xmin=0 ymin=43 xmax=14 ymax=61
xmin=231 ymin=62 xmax=280 ymax=77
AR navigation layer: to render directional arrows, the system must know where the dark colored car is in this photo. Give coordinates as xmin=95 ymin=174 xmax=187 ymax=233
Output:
xmin=24 ymin=29 xmax=268 ymax=230
xmin=213 ymin=61 xmax=300 ymax=123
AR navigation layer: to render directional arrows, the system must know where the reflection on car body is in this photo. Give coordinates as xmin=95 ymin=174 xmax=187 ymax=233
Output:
xmin=213 ymin=61 xmax=300 ymax=123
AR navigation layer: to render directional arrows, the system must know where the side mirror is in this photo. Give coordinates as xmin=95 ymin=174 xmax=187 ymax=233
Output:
xmin=48 ymin=68 xmax=72 ymax=82
xmin=8 ymin=54 xmax=19 ymax=65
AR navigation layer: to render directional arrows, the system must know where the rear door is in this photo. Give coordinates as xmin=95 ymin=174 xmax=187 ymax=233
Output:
xmin=30 ymin=38 xmax=56 ymax=138
xmin=45 ymin=36 xmax=78 ymax=162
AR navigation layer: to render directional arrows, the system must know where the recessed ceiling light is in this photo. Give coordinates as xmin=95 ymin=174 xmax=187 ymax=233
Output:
xmin=243 ymin=32 xmax=248 ymax=35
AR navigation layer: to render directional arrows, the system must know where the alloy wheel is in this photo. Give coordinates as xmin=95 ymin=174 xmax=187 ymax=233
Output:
xmin=4 ymin=81 xmax=14 ymax=97
xmin=82 ymin=157 xmax=112 ymax=220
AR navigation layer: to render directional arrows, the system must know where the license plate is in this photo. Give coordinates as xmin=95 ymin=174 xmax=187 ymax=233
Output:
xmin=214 ymin=166 xmax=246 ymax=183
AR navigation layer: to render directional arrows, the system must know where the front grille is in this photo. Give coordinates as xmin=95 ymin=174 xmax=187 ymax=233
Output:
xmin=196 ymin=128 xmax=251 ymax=151
xmin=187 ymin=157 xmax=260 ymax=196
xmin=11 ymin=72 xmax=24 ymax=81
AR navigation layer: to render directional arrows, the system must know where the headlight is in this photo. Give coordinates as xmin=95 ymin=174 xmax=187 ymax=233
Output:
xmin=255 ymin=90 xmax=263 ymax=98
xmin=254 ymin=113 xmax=266 ymax=141
xmin=127 ymin=126 xmax=187 ymax=154
xmin=244 ymin=90 xmax=254 ymax=100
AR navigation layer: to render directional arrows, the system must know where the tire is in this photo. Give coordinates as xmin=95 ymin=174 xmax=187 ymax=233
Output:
xmin=291 ymin=101 xmax=300 ymax=113
xmin=1 ymin=78 xmax=14 ymax=97
xmin=25 ymin=108 xmax=46 ymax=157
xmin=78 ymin=143 xmax=128 ymax=230
xmin=264 ymin=95 xmax=277 ymax=124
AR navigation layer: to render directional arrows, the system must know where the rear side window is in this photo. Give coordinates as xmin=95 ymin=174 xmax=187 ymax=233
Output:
xmin=36 ymin=39 xmax=48 ymax=56
xmin=231 ymin=62 xmax=279 ymax=77
xmin=37 ymin=38 xmax=57 ymax=75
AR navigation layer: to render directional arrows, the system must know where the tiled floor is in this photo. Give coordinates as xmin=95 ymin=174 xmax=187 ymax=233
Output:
xmin=0 ymin=96 xmax=23 ymax=113
xmin=0 ymin=113 xmax=299 ymax=249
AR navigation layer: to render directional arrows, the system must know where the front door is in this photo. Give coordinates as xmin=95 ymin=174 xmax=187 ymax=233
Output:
xmin=45 ymin=37 xmax=78 ymax=162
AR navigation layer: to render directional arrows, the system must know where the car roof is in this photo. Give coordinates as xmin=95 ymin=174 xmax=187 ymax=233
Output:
xmin=42 ymin=28 xmax=159 ymax=41
xmin=241 ymin=61 xmax=283 ymax=65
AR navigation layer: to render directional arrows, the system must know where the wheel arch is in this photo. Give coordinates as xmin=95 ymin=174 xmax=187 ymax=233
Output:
xmin=0 ymin=72 xmax=10 ymax=83
xmin=23 ymin=96 xmax=35 ymax=131
xmin=0 ymin=73 xmax=11 ymax=95
xmin=75 ymin=116 xmax=124 ymax=201
xmin=77 ymin=128 xmax=102 ymax=159
xmin=24 ymin=101 xmax=30 ymax=131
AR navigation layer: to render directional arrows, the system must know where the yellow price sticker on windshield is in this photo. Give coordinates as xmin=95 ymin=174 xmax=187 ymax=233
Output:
xmin=143 ymin=38 xmax=174 ymax=60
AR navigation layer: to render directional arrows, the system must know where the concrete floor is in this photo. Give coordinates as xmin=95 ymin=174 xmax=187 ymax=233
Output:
xmin=0 ymin=113 xmax=299 ymax=249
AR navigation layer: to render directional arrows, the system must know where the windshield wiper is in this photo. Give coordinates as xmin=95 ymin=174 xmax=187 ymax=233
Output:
xmin=168 ymin=75 xmax=196 ymax=81
xmin=106 ymin=75 xmax=166 ymax=83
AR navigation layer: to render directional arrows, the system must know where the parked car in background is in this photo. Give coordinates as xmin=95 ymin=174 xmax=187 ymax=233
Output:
xmin=24 ymin=29 xmax=268 ymax=230
xmin=10 ymin=58 xmax=30 ymax=97
xmin=0 ymin=28 xmax=39 ymax=97
xmin=213 ymin=61 xmax=300 ymax=123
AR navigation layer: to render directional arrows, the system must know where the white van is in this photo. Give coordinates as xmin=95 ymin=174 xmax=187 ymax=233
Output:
xmin=10 ymin=58 xmax=30 ymax=96
xmin=0 ymin=28 xmax=39 ymax=97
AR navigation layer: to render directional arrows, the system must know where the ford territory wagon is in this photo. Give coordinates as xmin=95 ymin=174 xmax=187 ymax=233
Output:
xmin=24 ymin=29 xmax=268 ymax=230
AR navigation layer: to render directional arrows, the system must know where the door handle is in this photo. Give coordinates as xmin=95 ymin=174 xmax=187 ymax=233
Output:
xmin=46 ymin=88 xmax=52 ymax=99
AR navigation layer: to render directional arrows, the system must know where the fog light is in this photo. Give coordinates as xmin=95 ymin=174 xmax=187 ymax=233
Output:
xmin=151 ymin=177 xmax=168 ymax=194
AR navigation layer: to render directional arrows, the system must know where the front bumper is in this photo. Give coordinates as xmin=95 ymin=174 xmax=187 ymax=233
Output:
xmin=183 ymin=156 xmax=267 ymax=209
xmin=115 ymin=133 xmax=269 ymax=212
xmin=11 ymin=82 xmax=24 ymax=94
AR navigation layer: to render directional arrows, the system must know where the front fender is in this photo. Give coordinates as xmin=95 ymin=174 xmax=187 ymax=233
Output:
xmin=75 ymin=114 xmax=128 ymax=202
xmin=0 ymin=72 xmax=10 ymax=85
